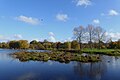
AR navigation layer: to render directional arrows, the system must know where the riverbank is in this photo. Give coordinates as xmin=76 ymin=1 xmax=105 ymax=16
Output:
xmin=58 ymin=49 xmax=120 ymax=56
xmin=11 ymin=51 xmax=100 ymax=63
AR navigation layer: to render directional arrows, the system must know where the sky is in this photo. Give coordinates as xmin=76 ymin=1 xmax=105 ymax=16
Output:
xmin=0 ymin=0 xmax=120 ymax=42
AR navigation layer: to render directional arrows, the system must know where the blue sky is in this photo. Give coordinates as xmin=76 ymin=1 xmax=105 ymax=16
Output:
xmin=0 ymin=0 xmax=120 ymax=42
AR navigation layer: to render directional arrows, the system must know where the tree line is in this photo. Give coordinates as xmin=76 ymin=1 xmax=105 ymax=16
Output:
xmin=0 ymin=24 xmax=120 ymax=50
xmin=0 ymin=40 xmax=80 ymax=50
xmin=73 ymin=24 xmax=106 ymax=50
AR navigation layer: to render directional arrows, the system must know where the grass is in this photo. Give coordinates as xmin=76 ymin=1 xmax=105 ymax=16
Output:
xmin=82 ymin=49 xmax=120 ymax=56
xmin=11 ymin=49 xmax=120 ymax=63
xmin=82 ymin=49 xmax=115 ymax=53
xmin=59 ymin=49 xmax=120 ymax=56
xmin=11 ymin=51 xmax=100 ymax=63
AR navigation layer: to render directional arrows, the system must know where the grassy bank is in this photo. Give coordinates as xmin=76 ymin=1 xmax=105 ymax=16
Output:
xmin=83 ymin=49 xmax=120 ymax=56
xmin=59 ymin=49 xmax=120 ymax=56
xmin=11 ymin=51 xmax=100 ymax=63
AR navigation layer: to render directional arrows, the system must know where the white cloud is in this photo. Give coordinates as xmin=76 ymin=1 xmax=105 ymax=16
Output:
xmin=108 ymin=10 xmax=119 ymax=16
xmin=75 ymin=0 xmax=92 ymax=7
xmin=48 ymin=32 xmax=56 ymax=42
xmin=0 ymin=35 xmax=8 ymax=40
xmin=63 ymin=37 xmax=73 ymax=42
xmin=56 ymin=13 xmax=68 ymax=22
xmin=16 ymin=15 xmax=40 ymax=25
xmin=30 ymin=38 xmax=44 ymax=42
xmin=14 ymin=34 xmax=23 ymax=39
xmin=0 ymin=34 xmax=23 ymax=42
xmin=30 ymin=32 xmax=56 ymax=42
xmin=49 ymin=32 xmax=55 ymax=36
xmin=93 ymin=19 xmax=100 ymax=24
xmin=30 ymin=38 xmax=42 ymax=42
xmin=48 ymin=36 xmax=56 ymax=42
xmin=0 ymin=35 xmax=10 ymax=42
xmin=106 ymin=32 xmax=120 ymax=41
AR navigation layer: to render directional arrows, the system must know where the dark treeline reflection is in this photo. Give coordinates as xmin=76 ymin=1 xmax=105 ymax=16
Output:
xmin=74 ymin=60 xmax=107 ymax=80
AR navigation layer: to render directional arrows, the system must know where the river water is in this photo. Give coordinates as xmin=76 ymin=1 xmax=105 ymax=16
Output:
xmin=0 ymin=49 xmax=120 ymax=80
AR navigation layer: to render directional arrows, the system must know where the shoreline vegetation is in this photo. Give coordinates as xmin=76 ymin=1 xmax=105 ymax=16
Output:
xmin=11 ymin=51 xmax=100 ymax=63
xmin=11 ymin=49 xmax=120 ymax=63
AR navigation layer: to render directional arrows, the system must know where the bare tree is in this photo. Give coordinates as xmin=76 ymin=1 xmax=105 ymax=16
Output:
xmin=86 ymin=24 xmax=95 ymax=49
xmin=73 ymin=26 xmax=85 ymax=50
xmin=95 ymin=26 xmax=106 ymax=49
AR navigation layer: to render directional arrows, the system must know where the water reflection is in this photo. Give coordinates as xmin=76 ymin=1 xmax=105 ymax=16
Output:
xmin=0 ymin=49 xmax=120 ymax=80
xmin=74 ymin=57 xmax=107 ymax=80
xmin=17 ymin=72 xmax=37 ymax=80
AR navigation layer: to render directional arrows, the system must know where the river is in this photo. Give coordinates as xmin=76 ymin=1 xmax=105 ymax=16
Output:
xmin=0 ymin=49 xmax=120 ymax=80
